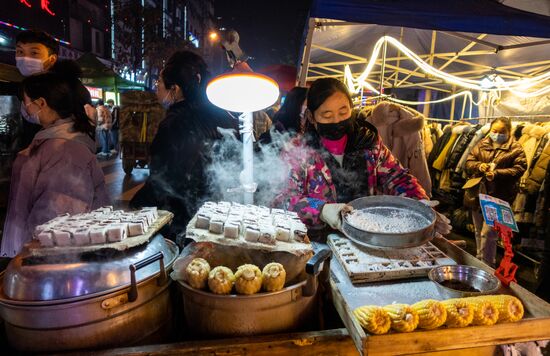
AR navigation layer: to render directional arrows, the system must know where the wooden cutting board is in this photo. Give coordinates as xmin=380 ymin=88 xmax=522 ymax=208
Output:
xmin=327 ymin=234 xmax=455 ymax=283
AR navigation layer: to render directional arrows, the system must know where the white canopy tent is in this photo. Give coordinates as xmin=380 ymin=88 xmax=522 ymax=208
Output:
xmin=298 ymin=18 xmax=550 ymax=118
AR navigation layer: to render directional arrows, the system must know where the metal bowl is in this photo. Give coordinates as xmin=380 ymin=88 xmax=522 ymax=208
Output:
xmin=429 ymin=265 xmax=501 ymax=298
xmin=341 ymin=196 xmax=436 ymax=250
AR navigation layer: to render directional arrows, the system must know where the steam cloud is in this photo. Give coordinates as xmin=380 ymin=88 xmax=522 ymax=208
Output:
xmin=206 ymin=128 xmax=294 ymax=207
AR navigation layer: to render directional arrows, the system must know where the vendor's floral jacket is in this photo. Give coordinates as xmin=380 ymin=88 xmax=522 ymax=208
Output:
xmin=277 ymin=112 xmax=428 ymax=228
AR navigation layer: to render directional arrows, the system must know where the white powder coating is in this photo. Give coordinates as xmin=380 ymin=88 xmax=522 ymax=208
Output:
xmin=346 ymin=207 xmax=431 ymax=233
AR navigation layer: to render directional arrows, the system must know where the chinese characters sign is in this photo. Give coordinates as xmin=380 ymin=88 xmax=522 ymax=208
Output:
xmin=19 ymin=0 xmax=56 ymax=16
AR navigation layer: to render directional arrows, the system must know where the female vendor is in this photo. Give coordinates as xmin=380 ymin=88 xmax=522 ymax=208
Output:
xmin=278 ymin=78 xmax=451 ymax=239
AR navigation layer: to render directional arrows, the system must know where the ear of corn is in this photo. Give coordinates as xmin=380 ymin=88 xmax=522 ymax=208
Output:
xmin=412 ymin=299 xmax=447 ymax=329
xmin=442 ymin=299 xmax=474 ymax=327
xmin=474 ymin=295 xmax=524 ymax=322
xmin=354 ymin=305 xmax=391 ymax=335
xmin=208 ymin=266 xmax=235 ymax=295
xmin=234 ymin=264 xmax=263 ymax=295
xmin=184 ymin=258 xmax=211 ymax=290
xmin=383 ymin=304 xmax=419 ymax=332
xmin=465 ymin=297 xmax=499 ymax=326
xmin=262 ymin=262 xmax=286 ymax=292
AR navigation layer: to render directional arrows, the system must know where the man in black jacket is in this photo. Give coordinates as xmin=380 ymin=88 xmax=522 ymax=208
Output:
xmin=130 ymin=51 xmax=237 ymax=240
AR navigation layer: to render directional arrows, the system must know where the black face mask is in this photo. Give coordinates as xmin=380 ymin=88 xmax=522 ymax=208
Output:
xmin=316 ymin=117 xmax=353 ymax=140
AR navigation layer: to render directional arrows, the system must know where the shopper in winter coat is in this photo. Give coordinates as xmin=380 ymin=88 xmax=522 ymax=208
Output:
xmin=130 ymin=51 xmax=235 ymax=237
xmin=367 ymin=101 xmax=432 ymax=195
xmin=276 ymin=78 xmax=451 ymax=241
xmin=1 ymin=72 xmax=109 ymax=257
xmin=465 ymin=117 xmax=527 ymax=265
xmin=96 ymin=99 xmax=112 ymax=157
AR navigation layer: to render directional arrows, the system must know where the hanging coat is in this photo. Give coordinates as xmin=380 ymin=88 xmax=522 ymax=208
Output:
xmin=367 ymin=102 xmax=432 ymax=195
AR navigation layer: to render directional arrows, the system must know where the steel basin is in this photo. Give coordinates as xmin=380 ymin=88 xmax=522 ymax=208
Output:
xmin=342 ymin=196 xmax=436 ymax=250
xmin=429 ymin=264 xmax=501 ymax=298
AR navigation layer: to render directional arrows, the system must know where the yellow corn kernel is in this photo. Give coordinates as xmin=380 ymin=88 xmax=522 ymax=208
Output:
xmin=354 ymin=305 xmax=391 ymax=335
xmin=476 ymin=295 xmax=524 ymax=322
xmin=466 ymin=297 xmax=499 ymax=326
xmin=383 ymin=304 xmax=419 ymax=332
xmin=412 ymin=299 xmax=447 ymax=329
xmin=442 ymin=299 xmax=474 ymax=327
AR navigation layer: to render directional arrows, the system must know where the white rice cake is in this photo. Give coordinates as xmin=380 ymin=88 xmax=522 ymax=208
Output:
xmin=258 ymin=226 xmax=276 ymax=245
xmin=36 ymin=231 xmax=54 ymax=247
xmin=209 ymin=217 xmax=224 ymax=234
xmin=73 ymin=228 xmax=91 ymax=246
xmin=107 ymin=223 xmax=128 ymax=242
xmin=244 ymin=226 xmax=260 ymax=242
xmin=53 ymin=230 xmax=72 ymax=247
xmin=90 ymin=226 xmax=107 ymax=244
xmin=223 ymin=222 xmax=240 ymax=239
xmin=140 ymin=207 xmax=158 ymax=219
xmin=195 ymin=214 xmax=211 ymax=229
xmin=275 ymin=226 xmax=291 ymax=242
xmin=128 ymin=221 xmax=146 ymax=236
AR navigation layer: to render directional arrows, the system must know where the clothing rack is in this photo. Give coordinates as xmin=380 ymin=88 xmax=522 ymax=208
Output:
xmin=477 ymin=115 xmax=550 ymax=124
xmin=426 ymin=117 xmax=479 ymax=123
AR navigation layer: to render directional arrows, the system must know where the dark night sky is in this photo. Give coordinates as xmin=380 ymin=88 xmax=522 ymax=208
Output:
xmin=213 ymin=0 xmax=312 ymax=70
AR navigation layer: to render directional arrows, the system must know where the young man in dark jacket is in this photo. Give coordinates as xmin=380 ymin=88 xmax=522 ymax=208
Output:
xmin=130 ymin=51 xmax=237 ymax=239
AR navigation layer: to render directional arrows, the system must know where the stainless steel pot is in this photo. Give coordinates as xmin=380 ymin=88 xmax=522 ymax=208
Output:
xmin=178 ymin=246 xmax=331 ymax=337
xmin=342 ymin=196 xmax=436 ymax=250
xmin=0 ymin=235 xmax=179 ymax=352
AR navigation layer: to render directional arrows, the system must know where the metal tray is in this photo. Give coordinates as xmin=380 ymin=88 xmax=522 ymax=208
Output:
xmin=342 ymin=196 xmax=436 ymax=250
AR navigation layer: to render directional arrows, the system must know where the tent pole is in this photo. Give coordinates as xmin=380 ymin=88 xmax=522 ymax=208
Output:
xmin=378 ymin=40 xmax=387 ymax=101
xmin=298 ymin=18 xmax=316 ymax=87
xmin=449 ymin=85 xmax=456 ymax=123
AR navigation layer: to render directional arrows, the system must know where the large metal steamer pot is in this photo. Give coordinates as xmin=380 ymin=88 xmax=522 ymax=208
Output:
xmin=178 ymin=246 xmax=331 ymax=337
xmin=0 ymin=234 xmax=178 ymax=352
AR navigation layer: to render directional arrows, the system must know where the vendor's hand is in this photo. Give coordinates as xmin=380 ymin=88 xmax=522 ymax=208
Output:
xmin=320 ymin=203 xmax=353 ymax=231
xmin=479 ymin=163 xmax=489 ymax=173
xmin=485 ymin=171 xmax=495 ymax=181
xmin=420 ymin=200 xmax=452 ymax=238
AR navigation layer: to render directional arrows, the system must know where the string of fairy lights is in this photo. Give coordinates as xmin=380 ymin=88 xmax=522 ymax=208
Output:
xmin=342 ymin=35 xmax=550 ymax=116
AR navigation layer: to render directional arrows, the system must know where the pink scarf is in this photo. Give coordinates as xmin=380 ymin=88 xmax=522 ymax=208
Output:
xmin=321 ymin=135 xmax=348 ymax=155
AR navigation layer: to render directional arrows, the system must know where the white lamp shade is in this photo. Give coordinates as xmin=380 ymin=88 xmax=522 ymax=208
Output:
xmin=206 ymin=72 xmax=280 ymax=112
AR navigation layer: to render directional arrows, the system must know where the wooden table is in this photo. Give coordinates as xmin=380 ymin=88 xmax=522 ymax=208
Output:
xmin=64 ymin=235 xmax=550 ymax=356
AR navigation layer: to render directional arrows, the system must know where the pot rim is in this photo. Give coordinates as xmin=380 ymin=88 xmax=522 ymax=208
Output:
xmin=177 ymin=277 xmax=309 ymax=299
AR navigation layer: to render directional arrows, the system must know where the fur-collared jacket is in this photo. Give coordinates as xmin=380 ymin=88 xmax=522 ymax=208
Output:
xmin=367 ymin=102 xmax=431 ymax=195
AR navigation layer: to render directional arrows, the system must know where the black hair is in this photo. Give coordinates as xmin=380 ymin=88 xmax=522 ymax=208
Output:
xmin=96 ymin=99 xmax=104 ymax=106
xmin=106 ymin=99 xmax=115 ymax=105
xmin=16 ymin=29 xmax=59 ymax=55
xmin=306 ymin=78 xmax=353 ymax=114
xmin=272 ymin=87 xmax=308 ymax=133
xmin=51 ymin=59 xmax=92 ymax=106
xmin=22 ymin=72 xmax=94 ymax=138
xmin=161 ymin=50 xmax=209 ymax=105
xmin=490 ymin=117 xmax=512 ymax=133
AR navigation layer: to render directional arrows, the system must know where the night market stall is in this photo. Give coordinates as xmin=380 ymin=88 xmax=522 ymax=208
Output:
xmin=1 ymin=1 xmax=550 ymax=355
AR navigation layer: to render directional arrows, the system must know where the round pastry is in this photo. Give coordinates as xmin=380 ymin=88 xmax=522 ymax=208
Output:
xmin=234 ymin=264 xmax=263 ymax=295
xmin=262 ymin=262 xmax=286 ymax=292
xmin=208 ymin=266 xmax=235 ymax=295
xmin=184 ymin=258 xmax=211 ymax=290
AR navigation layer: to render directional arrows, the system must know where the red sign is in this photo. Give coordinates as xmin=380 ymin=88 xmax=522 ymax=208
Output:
xmin=19 ymin=0 xmax=56 ymax=16
xmin=85 ymin=86 xmax=103 ymax=99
